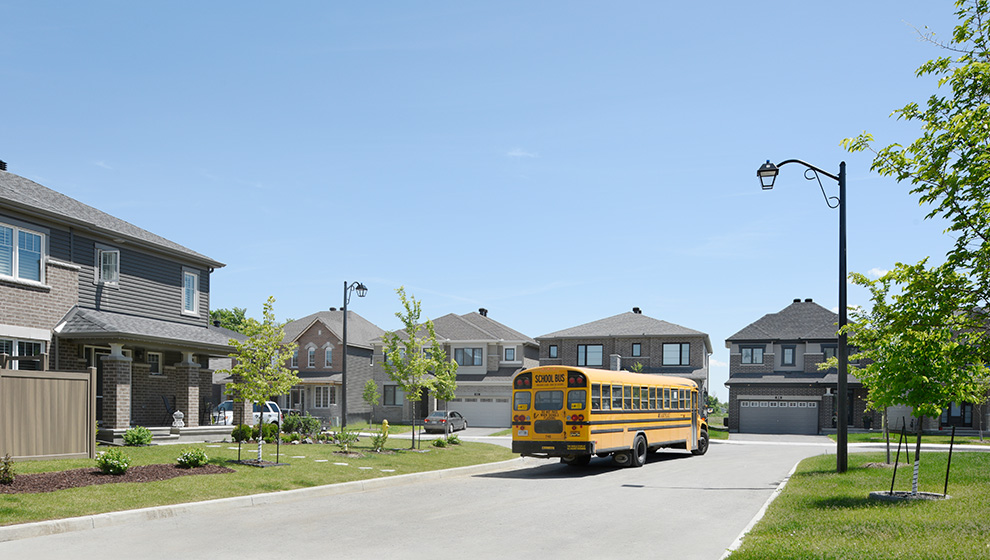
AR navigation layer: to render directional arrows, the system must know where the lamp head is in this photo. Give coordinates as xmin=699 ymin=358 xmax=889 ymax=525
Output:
xmin=356 ymin=283 xmax=368 ymax=298
xmin=758 ymin=160 xmax=779 ymax=190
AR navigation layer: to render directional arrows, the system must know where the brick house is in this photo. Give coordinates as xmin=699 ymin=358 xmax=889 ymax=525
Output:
xmin=277 ymin=309 xmax=384 ymax=426
xmin=536 ymin=308 xmax=712 ymax=400
xmin=724 ymin=298 xmax=868 ymax=434
xmin=0 ymin=165 xmax=241 ymax=442
xmin=370 ymin=308 xmax=538 ymax=427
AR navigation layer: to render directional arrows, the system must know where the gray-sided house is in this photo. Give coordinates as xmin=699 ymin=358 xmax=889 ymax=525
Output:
xmin=0 ymin=166 xmax=241 ymax=443
xmin=275 ymin=308 xmax=384 ymax=426
xmin=536 ymin=308 xmax=712 ymax=400
xmin=724 ymin=298 xmax=867 ymax=435
xmin=370 ymin=308 xmax=538 ymax=428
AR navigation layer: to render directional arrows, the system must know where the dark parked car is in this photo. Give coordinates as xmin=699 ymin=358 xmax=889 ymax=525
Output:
xmin=423 ymin=410 xmax=467 ymax=433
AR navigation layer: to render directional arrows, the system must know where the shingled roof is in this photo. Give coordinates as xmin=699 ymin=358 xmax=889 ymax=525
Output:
xmin=282 ymin=310 xmax=385 ymax=350
xmin=537 ymin=311 xmax=713 ymax=353
xmin=725 ymin=299 xmax=838 ymax=344
xmin=0 ymin=170 xmax=223 ymax=268
xmin=55 ymin=307 xmax=245 ymax=354
xmin=373 ymin=310 xmax=536 ymax=345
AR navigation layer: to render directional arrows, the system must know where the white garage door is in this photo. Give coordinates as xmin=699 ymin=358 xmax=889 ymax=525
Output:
xmin=739 ymin=399 xmax=819 ymax=435
xmin=449 ymin=397 xmax=511 ymax=428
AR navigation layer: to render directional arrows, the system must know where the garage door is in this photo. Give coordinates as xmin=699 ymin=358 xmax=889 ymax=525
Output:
xmin=739 ymin=399 xmax=819 ymax=435
xmin=448 ymin=397 xmax=511 ymax=428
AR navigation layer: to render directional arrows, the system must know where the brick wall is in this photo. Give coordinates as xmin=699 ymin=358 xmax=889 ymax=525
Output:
xmin=101 ymin=355 xmax=131 ymax=429
xmin=0 ymin=259 xmax=78 ymax=331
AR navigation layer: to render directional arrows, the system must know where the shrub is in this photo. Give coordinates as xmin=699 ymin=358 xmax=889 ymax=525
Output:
xmin=281 ymin=414 xmax=302 ymax=434
xmin=123 ymin=426 xmax=153 ymax=446
xmin=260 ymin=423 xmax=279 ymax=443
xmin=331 ymin=428 xmax=360 ymax=452
xmin=0 ymin=454 xmax=14 ymax=485
xmin=282 ymin=414 xmax=322 ymax=435
xmin=432 ymin=437 xmax=448 ymax=448
xmin=370 ymin=420 xmax=390 ymax=452
xmin=96 ymin=448 xmax=131 ymax=475
xmin=231 ymin=424 xmax=253 ymax=443
xmin=176 ymin=448 xmax=209 ymax=468
xmin=446 ymin=434 xmax=461 ymax=445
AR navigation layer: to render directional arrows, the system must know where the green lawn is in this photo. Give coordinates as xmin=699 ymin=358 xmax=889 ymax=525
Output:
xmin=829 ymin=431 xmax=990 ymax=446
xmin=729 ymin=452 xmax=990 ymax=559
xmin=0 ymin=439 xmax=515 ymax=527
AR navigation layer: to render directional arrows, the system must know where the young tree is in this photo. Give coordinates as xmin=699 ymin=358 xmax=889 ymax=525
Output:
xmin=219 ymin=296 xmax=298 ymax=461
xmin=430 ymin=344 xmax=459 ymax=435
xmin=362 ymin=379 xmax=381 ymax=426
xmin=840 ymin=262 xmax=989 ymax=493
xmin=381 ymin=287 xmax=457 ymax=447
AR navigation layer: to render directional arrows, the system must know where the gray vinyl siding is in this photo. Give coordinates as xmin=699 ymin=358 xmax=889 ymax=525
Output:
xmin=71 ymin=234 xmax=209 ymax=327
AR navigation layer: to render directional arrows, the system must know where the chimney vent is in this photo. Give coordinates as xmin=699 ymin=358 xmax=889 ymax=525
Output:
xmin=632 ymin=307 xmax=642 ymax=314
xmin=0 ymin=160 xmax=6 ymax=171
xmin=805 ymin=298 xmax=813 ymax=303
xmin=479 ymin=308 xmax=488 ymax=317
xmin=329 ymin=307 xmax=337 ymax=311
xmin=213 ymin=320 xmax=221 ymax=327
xmin=793 ymin=298 xmax=801 ymax=303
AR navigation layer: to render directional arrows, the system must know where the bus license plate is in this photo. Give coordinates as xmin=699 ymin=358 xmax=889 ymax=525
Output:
xmin=517 ymin=429 xmax=529 ymax=437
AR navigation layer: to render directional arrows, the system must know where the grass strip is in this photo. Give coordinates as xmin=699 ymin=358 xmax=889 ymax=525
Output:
xmin=730 ymin=452 xmax=990 ymax=559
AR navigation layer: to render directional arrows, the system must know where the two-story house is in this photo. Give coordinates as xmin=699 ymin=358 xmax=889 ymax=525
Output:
xmin=0 ymin=165 xmax=240 ymax=443
xmin=278 ymin=308 xmax=384 ymax=426
xmin=370 ymin=308 xmax=538 ymax=427
xmin=536 ymin=308 xmax=712 ymax=400
xmin=724 ymin=298 xmax=866 ymax=434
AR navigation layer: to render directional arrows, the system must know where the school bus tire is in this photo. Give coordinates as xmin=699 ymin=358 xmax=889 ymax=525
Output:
xmin=691 ymin=430 xmax=709 ymax=456
xmin=630 ymin=435 xmax=648 ymax=467
xmin=561 ymin=454 xmax=592 ymax=467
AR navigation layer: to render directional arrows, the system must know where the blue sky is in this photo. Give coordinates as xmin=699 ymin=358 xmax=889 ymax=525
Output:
xmin=1 ymin=2 xmax=963 ymax=400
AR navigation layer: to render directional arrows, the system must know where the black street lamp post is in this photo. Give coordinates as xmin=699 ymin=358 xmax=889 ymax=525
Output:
xmin=758 ymin=159 xmax=848 ymax=473
xmin=340 ymin=280 xmax=368 ymax=427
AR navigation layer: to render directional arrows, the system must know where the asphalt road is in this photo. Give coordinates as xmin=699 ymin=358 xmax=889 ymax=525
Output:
xmin=0 ymin=436 xmax=834 ymax=560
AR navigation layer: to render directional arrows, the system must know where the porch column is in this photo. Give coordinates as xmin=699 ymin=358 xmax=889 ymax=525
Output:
xmin=101 ymin=345 xmax=132 ymax=429
xmin=174 ymin=352 xmax=201 ymax=427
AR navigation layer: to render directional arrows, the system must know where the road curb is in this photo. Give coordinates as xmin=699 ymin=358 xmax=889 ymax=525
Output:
xmin=718 ymin=459 xmax=800 ymax=559
xmin=0 ymin=457 xmax=528 ymax=543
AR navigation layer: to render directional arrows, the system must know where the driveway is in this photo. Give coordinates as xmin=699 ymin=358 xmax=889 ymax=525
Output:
xmin=0 ymin=437 xmax=829 ymax=559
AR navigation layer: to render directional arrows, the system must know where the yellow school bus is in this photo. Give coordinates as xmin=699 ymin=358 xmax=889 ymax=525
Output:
xmin=511 ymin=365 xmax=709 ymax=467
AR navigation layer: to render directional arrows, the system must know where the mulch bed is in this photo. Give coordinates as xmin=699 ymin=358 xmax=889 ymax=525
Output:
xmin=0 ymin=464 xmax=234 ymax=495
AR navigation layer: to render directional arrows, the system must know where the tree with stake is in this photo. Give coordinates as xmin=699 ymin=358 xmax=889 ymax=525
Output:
xmin=362 ymin=379 xmax=381 ymax=427
xmin=430 ymin=343 xmax=459 ymax=436
xmin=381 ymin=287 xmax=455 ymax=448
xmin=220 ymin=296 xmax=299 ymax=462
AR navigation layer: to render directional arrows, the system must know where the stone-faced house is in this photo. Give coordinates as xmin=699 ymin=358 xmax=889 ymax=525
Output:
xmin=0 ymin=166 xmax=240 ymax=442
xmin=724 ymin=298 xmax=867 ymax=434
xmin=370 ymin=308 xmax=538 ymax=427
xmin=278 ymin=309 xmax=384 ymax=426
xmin=536 ymin=308 xmax=712 ymax=400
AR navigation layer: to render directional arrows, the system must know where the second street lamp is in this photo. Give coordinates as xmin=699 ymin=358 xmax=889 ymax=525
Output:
xmin=757 ymin=158 xmax=849 ymax=474
xmin=340 ymin=281 xmax=368 ymax=427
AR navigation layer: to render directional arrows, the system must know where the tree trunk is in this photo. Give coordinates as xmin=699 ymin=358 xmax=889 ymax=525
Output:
xmin=912 ymin=415 xmax=923 ymax=495
xmin=883 ymin=408 xmax=890 ymax=464
xmin=257 ymin=419 xmax=264 ymax=461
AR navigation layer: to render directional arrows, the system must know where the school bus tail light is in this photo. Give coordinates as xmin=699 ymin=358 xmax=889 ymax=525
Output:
xmin=567 ymin=372 xmax=587 ymax=387
xmin=569 ymin=414 xmax=585 ymax=422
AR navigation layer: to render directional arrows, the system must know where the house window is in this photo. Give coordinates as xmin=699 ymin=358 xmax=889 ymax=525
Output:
xmin=741 ymin=346 xmax=764 ymax=364
xmin=384 ymin=385 xmax=405 ymax=406
xmin=631 ymin=343 xmax=642 ymax=357
xmin=577 ymin=344 xmax=603 ymax=367
xmin=822 ymin=345 xmax=837 ymax=361
xmin=308 ymin=348 xmax=316 ymax=368
xmin=291 ymin=349 xmax=299 ymax=368
xmin=182 ymin=269 xmax=199 ymax=315
xmin=0 ymin=223 xmax=44 ymax=283
xmin=148 ymin=352 xmax=162 ymax=375
xmin=315 ymin=386 xmax=332 ymax=408
xmin=782 ymin=346 xmax=796 ymax=366
xmin=504 ymin=347 xmax=515 ymax=361
xmin=662 ymin=343 xmax=690 ymax=366
xmin=325 ymin=347 xmax=333 ymax=367
xmin=454 ymin=348 xmax=483 ymax=366
xmin=96 ymin=246 xmax=119 ymax=284
xmin=1 ymin=339 xmax=45 ymax=370
xmin=548 ymin=345 xmax=558 ymax=359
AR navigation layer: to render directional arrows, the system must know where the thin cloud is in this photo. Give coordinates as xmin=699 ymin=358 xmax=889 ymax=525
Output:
xmin=867 ymin=267 xmax=889 ymax=278
xmin=94 ymin=161 xmax=113 ymax=170
xmin=506 ymin=148 xmax=538 ymax=158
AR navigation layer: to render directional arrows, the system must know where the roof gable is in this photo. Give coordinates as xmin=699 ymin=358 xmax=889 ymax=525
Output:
xmin=726 ymin=300 xmax=839 ymax=343
xmin=537 ymin=311 xmax=713 ymax=353
xmin=282 ymin=310 xmax=384 ymax=349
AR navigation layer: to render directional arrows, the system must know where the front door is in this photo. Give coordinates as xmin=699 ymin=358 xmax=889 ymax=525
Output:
xmin=941 ymin=402 xmax=973 ymax=428
xmin=290 ymin=387 xmax=305 ymax=414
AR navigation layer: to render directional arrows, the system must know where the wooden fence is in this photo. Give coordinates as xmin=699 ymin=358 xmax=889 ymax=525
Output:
xmin=0 ymin=365 xmax=97 ymax=461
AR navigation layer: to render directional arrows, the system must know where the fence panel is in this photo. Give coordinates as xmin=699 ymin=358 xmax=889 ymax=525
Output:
xmin=0 ymin=367 xmax=96 ymax=461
